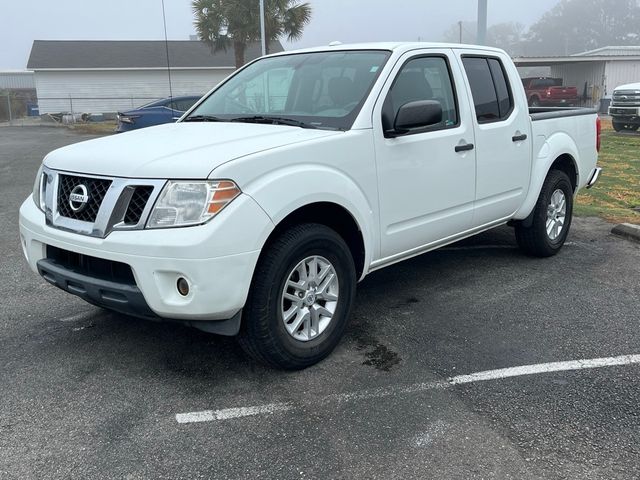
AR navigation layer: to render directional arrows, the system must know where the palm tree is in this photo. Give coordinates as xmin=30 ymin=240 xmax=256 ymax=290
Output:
xmin=192 ymin=0 xmax=312 ymax=68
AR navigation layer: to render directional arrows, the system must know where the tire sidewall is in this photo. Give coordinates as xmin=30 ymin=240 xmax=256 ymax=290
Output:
xmin=538 ymin=171 xmax=573 ymax=251
xmin=246 ymin=225 xmax=356 ymax=366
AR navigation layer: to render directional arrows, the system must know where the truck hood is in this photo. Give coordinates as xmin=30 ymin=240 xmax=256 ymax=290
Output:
xmin=614 ymin=82 xmax=640 ymax=91
xmin=44 ymin=123 xmax=342 ymax=179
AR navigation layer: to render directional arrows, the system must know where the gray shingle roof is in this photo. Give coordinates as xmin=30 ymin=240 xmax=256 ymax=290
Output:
xmin=27 ymin=40 xmax=284 ymax=70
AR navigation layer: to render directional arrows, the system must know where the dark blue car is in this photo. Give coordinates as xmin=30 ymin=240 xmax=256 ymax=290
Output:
xmin=116 ymin=96 xmax=201 ymax=132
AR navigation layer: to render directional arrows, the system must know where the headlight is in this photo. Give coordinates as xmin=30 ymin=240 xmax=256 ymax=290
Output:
xmin=32 ymin=165 xmax=46 ymax=212
xmin=147 ymin=180 xmax=241 ymax=228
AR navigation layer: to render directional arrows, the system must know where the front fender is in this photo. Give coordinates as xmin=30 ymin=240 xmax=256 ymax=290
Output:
xmin=513 ymin=131 xmax=579 ymax=220
xmin=242 ymin=164 xmax=378 ymax=278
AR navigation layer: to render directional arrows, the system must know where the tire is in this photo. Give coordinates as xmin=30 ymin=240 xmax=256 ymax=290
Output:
xmin=515 ymin=170 xmax=573 ymax=258
xmin=238 ymin=223 xmax=357 ymax=369
xmin=530 ymin=97 xmax=540 ymax=107
xmin=612 ymin=121 xmax=625 ymax=132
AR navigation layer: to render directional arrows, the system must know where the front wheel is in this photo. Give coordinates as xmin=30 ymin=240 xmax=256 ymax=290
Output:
xmin=515 ymin=170 xmax=573 ymax=257
xmin=238 ymin=223 xmax=356 ymax=369
xmin=612 ymin=121 xmax=625 ymax=132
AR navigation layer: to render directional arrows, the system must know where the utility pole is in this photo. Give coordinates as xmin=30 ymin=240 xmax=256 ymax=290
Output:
xmin=458 ymin=21 xmax=463 ymax=43
xmin=477 ymin=0 xmax=488 ymax=45
xmin=161 ymin=0 xmax=173 ymax=100
xmin=260 ymin=0 xmax=267 ymax=56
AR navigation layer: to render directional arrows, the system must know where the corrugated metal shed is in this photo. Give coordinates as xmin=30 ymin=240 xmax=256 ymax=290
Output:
xmin=549 ymin=62 xmax=605 ymax=97
xmin=574 ymin=46 xmax=640 ymax=57
xmin=605 ymin=61 xmax=640 ymax=92
xmin=515 ymin=45 xmax=640 ymax=106
xmin=0 ymin=71 xmax=35 ymax=90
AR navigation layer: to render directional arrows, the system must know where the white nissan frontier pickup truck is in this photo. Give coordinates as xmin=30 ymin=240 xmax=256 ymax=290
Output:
xmin=19 ymin=43 xmax=602 ymax=369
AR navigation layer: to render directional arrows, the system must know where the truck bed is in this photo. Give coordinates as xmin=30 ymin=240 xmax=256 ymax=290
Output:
xmin=527 ymin=106 xmax=599 ymax=196
xmin=529 ymin=106 xmax=598 ymax=121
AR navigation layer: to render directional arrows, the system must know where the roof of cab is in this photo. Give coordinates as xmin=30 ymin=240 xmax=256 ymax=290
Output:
xmin=266 ymin=42 xmax=507 ymax=57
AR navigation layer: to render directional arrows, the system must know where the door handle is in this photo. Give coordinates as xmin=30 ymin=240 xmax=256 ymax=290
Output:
xmin=512 ymin=133 xmax=528 ymax=142
xmin=455 ymin=143 xmax=474 ymax=153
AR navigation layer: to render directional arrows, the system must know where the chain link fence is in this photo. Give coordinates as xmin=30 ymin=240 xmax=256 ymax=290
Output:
xmin=0 ymin=90 xmax=38 ymax=122
xmin=1 ymin=95 xmax=165 ymax=125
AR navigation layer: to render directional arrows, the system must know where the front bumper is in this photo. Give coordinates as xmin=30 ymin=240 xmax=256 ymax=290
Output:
xmin=37 ymin=256 xmax=157 ymax=319
xmin=608 ymin=106 xmax=640 ymax=124
xmin=19 ymin=194 xmax=273 ymax=322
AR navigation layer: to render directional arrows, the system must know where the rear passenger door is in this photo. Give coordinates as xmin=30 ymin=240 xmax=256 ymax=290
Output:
xmin=456 ymin=52 xmax=531 ymax=226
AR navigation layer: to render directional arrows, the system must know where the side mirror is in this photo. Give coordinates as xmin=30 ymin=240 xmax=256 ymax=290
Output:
xmin=387 ymin=100 xmax=443 ymax=137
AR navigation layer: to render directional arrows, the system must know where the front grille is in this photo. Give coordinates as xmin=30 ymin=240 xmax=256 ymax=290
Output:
xmin=46 ymin=245 xmax=136 ymax=285
xmin=124 ymin=186 xmax=154 ymax=225
xmin=57 ymin=174 xmax=112 ymax=222
xmin=612 ymin=91 xmax=640 ymax=107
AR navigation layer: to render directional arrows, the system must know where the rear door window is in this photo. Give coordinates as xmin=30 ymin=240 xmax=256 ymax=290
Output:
xmin=487 ymin=59 xmax=513 ymax=119
xmin=462 ymin=56 xmax=513 ymax=123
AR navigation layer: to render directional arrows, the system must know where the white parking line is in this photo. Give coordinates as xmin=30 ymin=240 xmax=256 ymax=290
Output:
xmin=57 ymin=310 xmax=96 ymax=323
xmin=175 ymin=353 xmax=640 ymax=424
xmin=176 ymin=402 xmax=293 ymax=424
xmin=448 ymin=354 xmax=640 ymax=385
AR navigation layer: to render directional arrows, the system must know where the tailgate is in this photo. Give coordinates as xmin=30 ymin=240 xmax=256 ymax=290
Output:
xmin=549 ymin=86 xmax=578 ymax=99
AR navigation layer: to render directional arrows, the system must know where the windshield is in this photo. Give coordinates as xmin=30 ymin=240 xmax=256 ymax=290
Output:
xmin=185 ymin=50 xmax=391 ymax=130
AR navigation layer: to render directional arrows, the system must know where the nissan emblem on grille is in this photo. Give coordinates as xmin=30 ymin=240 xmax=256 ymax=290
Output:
xmin=69 ymin=184 xmax=89 ymax=212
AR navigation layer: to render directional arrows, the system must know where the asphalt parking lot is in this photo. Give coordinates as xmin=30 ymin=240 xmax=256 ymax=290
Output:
xmin=1 ymin=126 xmax=640 ymax=479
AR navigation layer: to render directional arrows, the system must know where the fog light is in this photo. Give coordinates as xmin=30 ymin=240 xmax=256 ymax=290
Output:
xmin=177 ymin=277 xmax=190 ymax=296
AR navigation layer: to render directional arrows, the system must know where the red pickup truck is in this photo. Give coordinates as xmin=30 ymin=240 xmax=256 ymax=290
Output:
xmin=522 ymin=77 xmax=579 ymax=107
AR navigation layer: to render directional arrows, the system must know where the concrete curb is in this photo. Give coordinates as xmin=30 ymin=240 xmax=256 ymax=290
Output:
xmin=611 ymin=223 xmax=640 ymax=243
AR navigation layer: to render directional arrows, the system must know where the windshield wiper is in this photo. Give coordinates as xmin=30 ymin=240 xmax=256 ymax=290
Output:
xmin=183 ymin=114 xmax=225 ymax=122
xmin=229 ymin=115 xmax=318 ymax=129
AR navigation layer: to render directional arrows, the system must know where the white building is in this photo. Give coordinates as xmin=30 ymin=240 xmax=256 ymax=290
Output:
xmin=513 ymin=46 xmax=640 ymax=110
xmin=27 ymin=40 xmax=283 ymax=114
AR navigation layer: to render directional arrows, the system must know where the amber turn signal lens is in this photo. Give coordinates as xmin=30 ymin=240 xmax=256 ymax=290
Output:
xmin=206 ymin=182 xmax=240 ymax=214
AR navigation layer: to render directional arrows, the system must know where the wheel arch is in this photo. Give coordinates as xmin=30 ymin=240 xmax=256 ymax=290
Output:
xmin=261 ymin=202 xmax=367 ymax=280
xmin=550 ymin=153 xmax=578 ymax=192
xmin=514 ymin=132 xmax=580 ymax=221
xmin=242 ymin=164 xmax=377 ymax=281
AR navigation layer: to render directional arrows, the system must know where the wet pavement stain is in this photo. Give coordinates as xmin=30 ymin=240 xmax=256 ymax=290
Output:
xmin=348 ymin=319 xmax=402 ymax=372
xmin=362 ymin=342 xmax=401 ymax=372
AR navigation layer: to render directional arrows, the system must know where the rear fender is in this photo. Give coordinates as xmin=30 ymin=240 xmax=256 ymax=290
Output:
xmin=513 ymin=131 xmax=579 ymax=221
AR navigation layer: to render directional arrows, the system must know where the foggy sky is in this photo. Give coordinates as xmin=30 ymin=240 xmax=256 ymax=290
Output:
xmin=0 ymin=0 xmax=560 ymax=70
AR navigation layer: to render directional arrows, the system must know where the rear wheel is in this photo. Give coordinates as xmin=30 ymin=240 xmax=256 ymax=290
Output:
xmin=238 ymin=223 xmax=356 ymax=370
xmin=530 ymin=97 xmax=540 ymax=107
xmin=515 ymin=170 xmax=573 ymax=257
